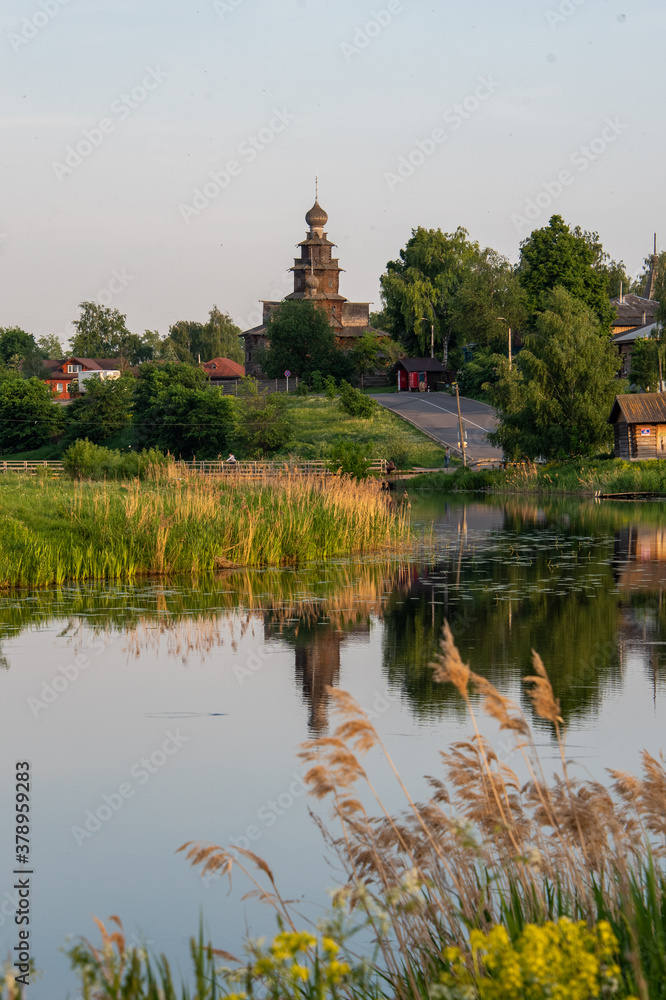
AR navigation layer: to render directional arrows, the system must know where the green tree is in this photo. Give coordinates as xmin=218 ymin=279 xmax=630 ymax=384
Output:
xmin=0 ymin=327 xmax=37 ymax=364
xmin=260 ymin=300 xmax=351 ymax=380
xmin=166 ymin=307 xmax=243 ymax=365
xmin=518 ymin=216 xmax=615 ymax=329
xmin=378 ymin=226 xmax=482 ymax=364
xmin=63 ymin=374 xmax=134 ymax=445
xmin=132 ymin=362 xmax=233 ymax=458
xmin=69 ymin=302 xmax=131 ymax=358
xmin=0 ymin=375 xmax=64 ymax=452
xmin=36 ymin=334 xmax=63 ymax=359
xmin=450 ymin=251 xmax=528 ymax=357
xmin=231 ymin=378 xmax=292 ymax=457
xmin=489 ymin=287 xmax=624 ymax=460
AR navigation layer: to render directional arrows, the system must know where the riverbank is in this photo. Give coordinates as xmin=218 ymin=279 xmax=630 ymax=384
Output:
xmin=0 ymin=470 xmax=409 ymax=588
xmin=408 ymin=457 xmax=666 ymax=494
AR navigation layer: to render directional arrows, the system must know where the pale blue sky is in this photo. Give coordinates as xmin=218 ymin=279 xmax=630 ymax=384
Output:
xmin=1 ymin=0 xmax=664 ymax=344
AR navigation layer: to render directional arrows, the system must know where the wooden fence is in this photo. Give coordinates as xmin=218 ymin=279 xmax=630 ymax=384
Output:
xmin=0 ymin=459 xmax=387 ymax=477
xmin=0 ymin=461 xmax=65 ymax=474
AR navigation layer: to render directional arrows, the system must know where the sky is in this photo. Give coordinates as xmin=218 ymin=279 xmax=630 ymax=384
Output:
xmin=1 ymin=0 xmax=664 ymax=347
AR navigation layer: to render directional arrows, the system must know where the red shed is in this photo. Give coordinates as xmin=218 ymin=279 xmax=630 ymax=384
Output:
xmin=397 ymin=358 xmax=446 ymax=392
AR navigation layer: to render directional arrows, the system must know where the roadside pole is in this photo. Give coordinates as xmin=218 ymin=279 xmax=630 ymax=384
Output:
xmin=454 ymin=382 xmax=467 ymax=468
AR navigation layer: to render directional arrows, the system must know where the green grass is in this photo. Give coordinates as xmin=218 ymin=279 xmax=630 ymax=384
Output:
xmin=279 ymin=396 xmax=450 ymax=469
xmin=0 ymin=471 xmax=409 ymax=588
xmin=409 ymin=457 xmax=666 ymax=494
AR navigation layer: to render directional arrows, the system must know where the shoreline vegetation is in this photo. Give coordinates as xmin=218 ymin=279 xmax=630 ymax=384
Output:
xmin=0 ymin=468 xmax=410 ymax=589
xmin=61 ymin=626 xmax=665 ymax=1000
xmin=409 ymin=457 xmax=666 ymax=495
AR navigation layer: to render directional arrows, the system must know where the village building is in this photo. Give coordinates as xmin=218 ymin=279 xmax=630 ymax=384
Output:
xmin=611 ymin=236 xmax=661 ymax=376
xmin=201 ymin=356 xmax=245 ymax=385
xmin=396 ymin=357 xmax=446 ymax=392
xmin=42 ymin=358 xmax=122 ymax=399
xmin=609 ymin=393 xmax=666 ymax=459
xmin=240 ymin=197 xmax=374 ymax=376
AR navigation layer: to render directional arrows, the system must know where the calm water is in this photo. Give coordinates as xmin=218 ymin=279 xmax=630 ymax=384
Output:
xmin=1 ymin=495 xmax=665 ymax=998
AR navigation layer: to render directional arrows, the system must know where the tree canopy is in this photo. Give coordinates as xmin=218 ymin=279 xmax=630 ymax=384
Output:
xmin=132 ymin=362 xmax=233 ymax=458
xmin=0 ymin=375 xmax=64 ymax=452
xmin=166 ymin=306 xmax=243 ymax=365
xmin=63 ymin=374 xmax=134 ymax=446
xmin=378 ymin=227 xmax=527 ymax=366
xmin=260 ymin=300 xmax=353 ymax=380
xmin=489 ymin=286 xmax=624 ymax=460
xmin=518 ymin=215 xmax=615 ymax=329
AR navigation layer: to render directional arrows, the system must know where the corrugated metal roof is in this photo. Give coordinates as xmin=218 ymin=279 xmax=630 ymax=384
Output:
xmin=612 ymin=322 xmax=658 ymax=344
xmin=609 ymin=393 xmax=666 ymax=424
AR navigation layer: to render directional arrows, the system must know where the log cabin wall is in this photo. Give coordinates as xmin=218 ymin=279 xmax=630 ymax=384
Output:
xmin=629 ymin=424 xmax=658 ymax=459
xmin=613 ymin=422 xmax=630 ymax=458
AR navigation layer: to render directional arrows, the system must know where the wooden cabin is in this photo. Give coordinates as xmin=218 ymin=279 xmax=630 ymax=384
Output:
xmin=609 ymin=394 xmax=666 ymax=459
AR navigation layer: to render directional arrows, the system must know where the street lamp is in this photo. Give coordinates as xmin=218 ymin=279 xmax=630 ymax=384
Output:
xmin=497 ymin=316 xmax=512 ymax=370
xmin=420 ymin=316 xmax=434 ymax=359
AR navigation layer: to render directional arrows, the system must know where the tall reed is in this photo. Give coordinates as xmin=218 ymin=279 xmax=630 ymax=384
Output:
xmin=0 ymin=472 xmax=409 ymax=588
xmin=180 ymin=624 xmax=665 ymax=1000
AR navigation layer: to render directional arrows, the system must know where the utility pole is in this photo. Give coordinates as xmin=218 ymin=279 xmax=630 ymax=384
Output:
xmin=454 ymin=382 xmax=467 ymax=467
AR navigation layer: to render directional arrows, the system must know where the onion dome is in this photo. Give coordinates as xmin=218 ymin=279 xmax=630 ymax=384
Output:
xmin=304 ymin=269 xmax=319 ymax=296
xmin=305 ymin=199 xmax=328 ymax=231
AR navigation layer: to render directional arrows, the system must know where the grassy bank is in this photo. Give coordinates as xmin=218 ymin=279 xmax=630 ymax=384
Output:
xmin=278 ymin=395 xmax=449 ymax=468
xmin=410 ymin=456 xmax=666 ymax=494
xmin=0 ymin=470 xmax=409 ymax=588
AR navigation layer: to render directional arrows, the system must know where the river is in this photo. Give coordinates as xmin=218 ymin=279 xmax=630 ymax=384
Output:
xmin=1 ymin=495 xmax=664 ymax=998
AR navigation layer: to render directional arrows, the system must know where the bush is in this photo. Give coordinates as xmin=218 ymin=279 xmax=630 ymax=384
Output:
xmin=63 ymin=439 xmax=167 ymax=480
xmin=231 ymin=390 xmax=292 ymax=458
xmin=327 ymin=440 xmax=372 ymax=480
xmin=296 ymin=380 xmax=310 ymax=396
xmin=338 ymin=381 xmax=377 ymax=418
xmin=311 ymin=370 xmax=325 ymax=393
xmin=324 ymin=375 xmax=337 ymax=400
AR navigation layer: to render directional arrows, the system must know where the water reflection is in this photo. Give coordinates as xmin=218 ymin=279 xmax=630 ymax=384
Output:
xmin=1 ymin=499 xmax=666 ymax=731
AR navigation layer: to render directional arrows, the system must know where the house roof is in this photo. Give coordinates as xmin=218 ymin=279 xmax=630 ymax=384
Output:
xmin=202 ymin=357 xmax=245 ymax=377
xmin=609 ymin=393 xmax=666 ymax=424
xmin=42 ymin=357 xmax=124 ymax=376
xmin=612 ymin=322 xmax=658 ymax=345
xmin=397 ymin=357 xmax=446 ymax=373
xmin=610 ymin=294 xmax=659 ymax=329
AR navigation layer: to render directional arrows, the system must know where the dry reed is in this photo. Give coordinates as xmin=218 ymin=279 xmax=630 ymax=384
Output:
xmin=180 ymin=624 xmax=665 ymax=999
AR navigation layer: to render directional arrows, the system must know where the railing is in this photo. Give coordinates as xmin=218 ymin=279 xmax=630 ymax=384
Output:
xmin=0 ymin=460 xmax=64 ymax=474
xmin=177 ymin=459 xmax=388 ymax=476
xmin=0 ymin=459 xmax=389 ymax=477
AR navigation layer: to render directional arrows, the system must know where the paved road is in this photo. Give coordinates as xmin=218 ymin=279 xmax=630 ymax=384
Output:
xmin=371 ymin=392 xmax=503 ymax=464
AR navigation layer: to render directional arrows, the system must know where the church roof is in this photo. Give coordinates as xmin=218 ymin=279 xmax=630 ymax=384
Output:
xmin=642 ymin=234 xmax=659 ymax=300
xmin=298 ymin=233 xmax=335 ymax=248
xmin=305 ymin=199 xmax=328 ymax=230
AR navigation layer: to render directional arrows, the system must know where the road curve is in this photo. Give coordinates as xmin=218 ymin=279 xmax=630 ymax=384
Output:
xmin=371 ymin=392 xmax=503 ymax=464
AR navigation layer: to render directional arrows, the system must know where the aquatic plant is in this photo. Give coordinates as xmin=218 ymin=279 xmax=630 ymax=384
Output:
xmin=0 ymin=470 xmax=409 ymax=588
